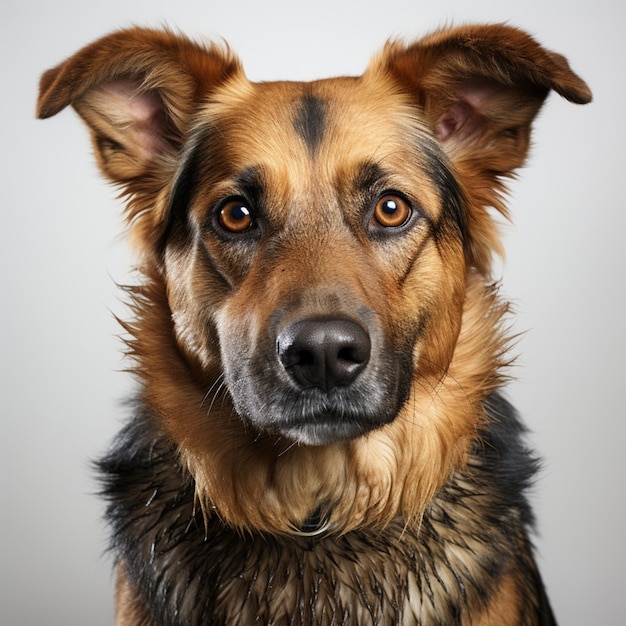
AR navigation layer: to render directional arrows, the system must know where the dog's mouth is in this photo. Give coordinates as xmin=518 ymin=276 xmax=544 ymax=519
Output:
xmin=230 ymin=385 xmax=401 ymax=445
xmin=222 ymin=315 xmax=411 ymax=446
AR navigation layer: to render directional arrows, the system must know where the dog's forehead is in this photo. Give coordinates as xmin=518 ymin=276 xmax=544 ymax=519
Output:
xmin=202 ymin=74 xmax=431 ymax=171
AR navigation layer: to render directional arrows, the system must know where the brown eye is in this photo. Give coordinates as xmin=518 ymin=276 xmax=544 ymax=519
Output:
xmin=219 ymin=199 xmax=254 ymax=233
xmin=373 ymin=195 xmax=412 ymax=228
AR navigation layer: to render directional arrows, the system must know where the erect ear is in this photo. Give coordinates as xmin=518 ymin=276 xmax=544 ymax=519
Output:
xmin=374 ymin=24 xmax=591 ymax=273
xmin=37 ymin=27 xmax=241 ymax=252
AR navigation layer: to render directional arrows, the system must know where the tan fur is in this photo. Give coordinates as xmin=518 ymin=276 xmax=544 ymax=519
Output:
xmin=37 ymin=23 xmax=590 ymax=624
xmin=115 ymin=565 xmax=152 ymax=626
xmin=474 ymin=573 xmax=523 ymax=626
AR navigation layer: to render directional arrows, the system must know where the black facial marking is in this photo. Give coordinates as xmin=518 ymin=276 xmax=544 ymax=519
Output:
xmin=293 ymin=94 xmax=327 ymax=153
xmin=353 ymin=161 xmax=387 ymax=195
xmin=421 ymin=141 xmax=469 ymax=250
xmin=158 ymin=129 xmax=208 ymax=256
xmin=231 ymin=166 xmax=266 ymax=210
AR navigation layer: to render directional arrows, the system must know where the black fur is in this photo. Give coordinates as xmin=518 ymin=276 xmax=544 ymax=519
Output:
xmin=293 ymin=93 xmax=327 ymax=153
xmin=98 ymin=393 xmax=556 ymax=625
xmin=158 ymin=132 xmax=205 ymax=256
xmin=420 ymin=141 xmax=470 ymax=254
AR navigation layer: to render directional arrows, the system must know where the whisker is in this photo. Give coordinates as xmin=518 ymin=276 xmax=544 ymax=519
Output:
xmin=200 ymin=374 xmax=226 ymax=411
xmin=277 ymin=439 xmax=299 ymax=457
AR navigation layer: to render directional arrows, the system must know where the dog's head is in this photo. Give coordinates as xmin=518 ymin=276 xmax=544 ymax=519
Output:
xmin=38 ymin=25 xmax=590 ymax=533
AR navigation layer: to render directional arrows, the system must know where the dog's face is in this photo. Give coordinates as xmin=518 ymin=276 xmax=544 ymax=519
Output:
xmin=164 ymin=77 xmax=466 ymax=446
xmin=38 ymin=25 xmax=590 ymax=532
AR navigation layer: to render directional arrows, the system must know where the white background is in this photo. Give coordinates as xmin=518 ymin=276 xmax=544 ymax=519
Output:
xmin=2 ymin=0 xmax=623 ymax=624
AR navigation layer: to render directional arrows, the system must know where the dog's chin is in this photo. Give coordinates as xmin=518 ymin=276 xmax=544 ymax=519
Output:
xmin=277 ymin=419 xmax=378 ymax=446
xmin=245 ymin=410 xmax=395 ymax=446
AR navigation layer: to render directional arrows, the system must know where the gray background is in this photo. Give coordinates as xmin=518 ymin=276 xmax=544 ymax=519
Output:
xmin=2 ymin=0 xmax=623 ymax=623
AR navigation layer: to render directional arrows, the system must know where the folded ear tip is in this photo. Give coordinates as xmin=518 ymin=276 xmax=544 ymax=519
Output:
xmin=36 ymin=97 xmax=59 ymax=119
xmin=36 ymin=95 xmax=66 ymax=120
xmin=565 ymin=84 xmax=593 ymax=105
xmin=36 ymin=67 xmax=65 ymax=119
xmin=560 ymin=78 xmax=593 ymax=105
xmin=544 ymin=51 xmax=592 ymax=104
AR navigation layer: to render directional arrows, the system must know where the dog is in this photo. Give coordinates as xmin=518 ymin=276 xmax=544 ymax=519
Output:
xmin=38 ymin=24 xmax=591 ymax=625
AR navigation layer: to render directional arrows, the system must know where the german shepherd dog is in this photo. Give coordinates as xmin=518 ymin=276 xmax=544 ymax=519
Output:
xmin=38 ymin=24 xmax=590 ymax=625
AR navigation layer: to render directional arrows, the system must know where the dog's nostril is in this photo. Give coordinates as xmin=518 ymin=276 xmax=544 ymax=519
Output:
xmin=298 ymin=350 xmax=316 ymax=366
xmin=338 ymin=346 xmax=362 ymax=364
xmin=277 ymin=318 xmax=371 ymax=391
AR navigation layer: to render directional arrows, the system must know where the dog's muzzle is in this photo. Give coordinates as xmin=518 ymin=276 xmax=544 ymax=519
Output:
xmin=222 ymin=307 xmax=410 ymax=446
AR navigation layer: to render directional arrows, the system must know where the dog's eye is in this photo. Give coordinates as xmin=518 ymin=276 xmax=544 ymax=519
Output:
xmin=218 ymin=199 xmax=254 ymax=233
xmin=373 ymin=195 xmax=412 ymax=228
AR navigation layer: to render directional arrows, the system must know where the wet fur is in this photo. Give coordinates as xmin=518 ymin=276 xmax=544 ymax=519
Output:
xmin=37 ymin=24 xmax=591 ymax=625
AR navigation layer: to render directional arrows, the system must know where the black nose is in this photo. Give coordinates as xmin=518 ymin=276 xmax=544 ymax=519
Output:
xmin=277 ymin=318 xmax=371 ymax=391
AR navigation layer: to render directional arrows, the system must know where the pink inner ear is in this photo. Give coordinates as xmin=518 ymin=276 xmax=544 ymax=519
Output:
xmin=435 ymin=82 xmax=502 ymax=142
xmin=435 ymin=102 xmax=473 ymax=141
xmin=100 ymin=79 xmax=169 ymax=160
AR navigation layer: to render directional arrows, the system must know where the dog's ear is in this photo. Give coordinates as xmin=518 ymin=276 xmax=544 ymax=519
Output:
xmin=37 ymin=28 xmax=241 ymax=252
xmin=374 ymin=24 xmax=591 ymax=272
xmin=37 ymin=27 xmax=240 ymax=180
